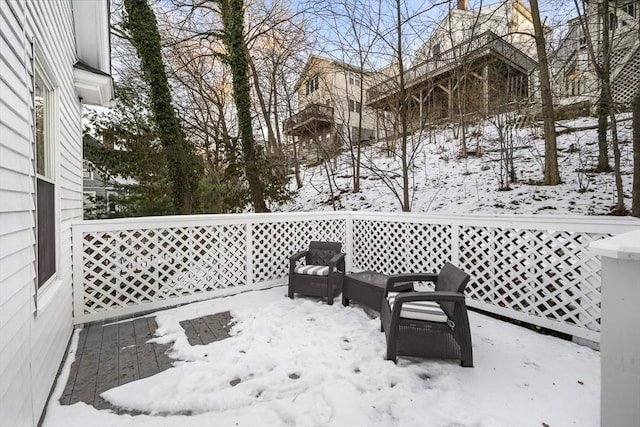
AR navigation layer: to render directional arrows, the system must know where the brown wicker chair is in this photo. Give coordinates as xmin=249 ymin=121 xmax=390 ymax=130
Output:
xmin=288 ymin=241 xmax=345 ymax=305
xmin=380 ymin=262 xmax=473 ymax=367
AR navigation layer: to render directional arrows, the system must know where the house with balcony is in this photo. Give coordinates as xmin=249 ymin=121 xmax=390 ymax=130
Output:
xmin=368 ymin=0 xmax=538 ymax=133
xmin=283 ymin=55 xmax=377 ymax=164
xmin=0 ymin=0 xmax=113 ymax=425
xmin=551 ymin=0 xmax=639 ymax=111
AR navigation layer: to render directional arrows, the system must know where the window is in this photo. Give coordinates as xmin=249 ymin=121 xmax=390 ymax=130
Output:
xmin=34 ymin=57 xmax=56 ymax=289
xmin=107 ymin=191 xmax=119 ymax=213
xmin=82 ymin=160 xmax=93 ymax=179
xmin=623 ymin=3 xmax=637 ymax=18
xmin=348 ymin=72 xmax=361 ymax=87
xmin=431 ymin=43 xmax=441 ymax=57
xmin=305 ymin=75 xmax=319 ymax=95
xmin=609 ymin=12 xmax=618 ymax=31
xmin=566 ymin=66 xmax=581 ymax=96
xmin=578 ymin=34 xmax=587 ymax=49
xmin=348 ymin=99 xmax=361 ymax=113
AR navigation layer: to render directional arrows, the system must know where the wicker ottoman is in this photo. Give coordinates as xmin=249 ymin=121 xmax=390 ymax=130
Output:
xmin=342 ymin=271 xmax=413 ymax=312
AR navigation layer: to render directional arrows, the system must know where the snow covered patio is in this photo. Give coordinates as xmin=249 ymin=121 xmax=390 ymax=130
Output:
xmin=50 ymin=211 xmax=639 ymax=426
xmin=44 ymin=286 xmax=600 ymax=427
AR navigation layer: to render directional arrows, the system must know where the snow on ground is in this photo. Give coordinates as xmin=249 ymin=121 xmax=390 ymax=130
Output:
xmin=279 ymin=115 xmax=634 ymax=215
xmin=43 ymin=287 xmax=600 ymax=427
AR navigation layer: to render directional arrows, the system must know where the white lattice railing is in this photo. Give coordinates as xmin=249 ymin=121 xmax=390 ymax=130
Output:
xmin=73 ymin=212 xmax=638 ymax=342
xmin=72 ymin=213 xmax=347 ymax=324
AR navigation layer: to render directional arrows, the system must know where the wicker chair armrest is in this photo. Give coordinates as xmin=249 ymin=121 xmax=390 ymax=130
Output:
xmin=327 ymin=253 xmax=346 ymax=272
xmin=393 ymin=291 xmax=465 ymax=304
xmin=290 ymin=250 xmax=308 ymax=263
xmin=289 ymin=250 xmax=308 ymax=274
xmin=385 ymin=273 xmax=438 ymax=293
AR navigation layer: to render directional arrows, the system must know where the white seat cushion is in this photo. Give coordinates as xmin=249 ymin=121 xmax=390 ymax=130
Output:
xmin=387 ymin=292 xmax=448 ymax=323
xmin=294 ymin=265 xmax=331 ymax=276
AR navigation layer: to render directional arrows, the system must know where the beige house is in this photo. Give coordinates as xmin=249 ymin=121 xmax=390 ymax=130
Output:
xmin=283 ymin=55 xmax=377 ymax=164
xmin=368 ymin=0 xmax=538 ymax=132
xmin=551 ymin=0 xmax=639 ymax=110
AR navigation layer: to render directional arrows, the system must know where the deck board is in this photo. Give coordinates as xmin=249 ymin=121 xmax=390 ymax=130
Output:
xmin=59 ymin=312 xmax=232 ymax=411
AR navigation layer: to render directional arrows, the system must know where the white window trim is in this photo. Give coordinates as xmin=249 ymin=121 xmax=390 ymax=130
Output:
xmin=33 ymin=48 xmax=60 ymax=297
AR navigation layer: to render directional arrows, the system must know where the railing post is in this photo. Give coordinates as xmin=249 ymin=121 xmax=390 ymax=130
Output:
xmin=345 ymin=212 xmax=353 ymax=272
xmin=450 ymin=223 xmax=460 ymax=266
xmin=246 ymin=221 xmax=253 ymax=286
xmin=71 ymin=224 xmax=85 ymax=324
xmin=590 ymin=230 xmax=640 ymax=427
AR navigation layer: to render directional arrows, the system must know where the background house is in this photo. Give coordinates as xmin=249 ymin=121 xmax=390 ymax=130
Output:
xmin=82 ymin=135 xmax=126 ymax=219
xmin=367 ymin=0 xmax=538 ymax=133
xmin=552 ymin=0 xmax=639 ymax=110
xmin=283 ymin=55 xmax=377 ymax=164
xmin=0 ymin=1 xmax=113 ymax=425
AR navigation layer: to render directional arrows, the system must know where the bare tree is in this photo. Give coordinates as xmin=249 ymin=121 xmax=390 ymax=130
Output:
xmin=572 ymin=0 xmax=612 ymax=172
xmin=312 ymin=0 xmax=383 ymax=194
xmin=632 ymin=88 xmax=639 ymax=217
xmin=572 ymin=0 xmax=628 ymax=213
xmin=529 ymin=0 xmax=560 ymax=185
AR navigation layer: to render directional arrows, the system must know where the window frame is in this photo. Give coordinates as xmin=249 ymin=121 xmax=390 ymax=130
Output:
xmin=305 ymin=75 xmax=319 ymax=96
xmin=33 ymin=52 xmax=59 ymax=292
xmin=348 ymin=99 xmax=362 ymax=113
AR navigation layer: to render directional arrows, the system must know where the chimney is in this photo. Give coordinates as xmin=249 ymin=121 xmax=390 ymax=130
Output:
xmin=457 ymin=0 xmax=468 ymax=10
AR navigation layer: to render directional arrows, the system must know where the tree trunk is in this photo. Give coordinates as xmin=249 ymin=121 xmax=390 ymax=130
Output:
xmin=529 ymin=0 xmax=560 ymax=185
xmin=247 ymin=53 xmax=278 ymax=158
xmin=597 ymin=0 xmax=613 ymax=172
xmin=219 ymin=0 xmax=268 ymax=212
xmin=123 ymin=0 xmax=198 ymax=214
xmin=397 ymin=0 xmax=410 ymax=211
xmin=632 ymin=89 xmax=640 ymax=217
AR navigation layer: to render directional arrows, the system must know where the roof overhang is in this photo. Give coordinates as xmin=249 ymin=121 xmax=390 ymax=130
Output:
xmin=72 ymin=0 xmax=114 ymax=106
xmin=74 ymin=61 xmax=114 ymax=107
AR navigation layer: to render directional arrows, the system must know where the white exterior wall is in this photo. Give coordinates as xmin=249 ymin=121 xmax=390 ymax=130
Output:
xmin=330 ymin=69 xmax=377 ymax=139
xmin=0 ymin=0 xmax=83 ymax=425
xmin=297 ymin=56 xmax=377 ymax=144
xmin=414 ymin=0 xmax=537 ymax=64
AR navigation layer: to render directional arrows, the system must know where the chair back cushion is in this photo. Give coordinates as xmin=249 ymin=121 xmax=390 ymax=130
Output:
xmin=436 ymin=262 xmax=470 ymax=318
xmin=306 ymin=241 xmax=342 ymax=266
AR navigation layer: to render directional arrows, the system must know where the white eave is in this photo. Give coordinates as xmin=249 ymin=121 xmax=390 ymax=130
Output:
xmin=72 ymin=0 xmax=114 ymax=106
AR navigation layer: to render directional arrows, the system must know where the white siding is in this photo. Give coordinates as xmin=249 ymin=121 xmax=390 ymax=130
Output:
xmin=0 ymin=0 xmax=83 ymax=425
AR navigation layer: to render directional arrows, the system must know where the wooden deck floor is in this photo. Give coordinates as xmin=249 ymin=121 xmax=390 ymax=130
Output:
xmin=59 ymin=312 xmax=233 ymax=412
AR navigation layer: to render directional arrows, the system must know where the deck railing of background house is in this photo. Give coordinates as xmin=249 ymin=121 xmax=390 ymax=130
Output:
xmin=72 ymin=212 xmax=638 ymax=342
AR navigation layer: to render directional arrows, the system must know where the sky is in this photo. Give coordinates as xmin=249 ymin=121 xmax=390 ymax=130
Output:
xmin=300 ymin=0 xmax=578 ymax=64
xmin=42 ymin=286 xmax=600 ymax=427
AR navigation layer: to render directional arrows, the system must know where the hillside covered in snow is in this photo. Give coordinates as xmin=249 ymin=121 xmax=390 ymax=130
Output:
xmin=278 ymin=114 xmax=635 ymax=216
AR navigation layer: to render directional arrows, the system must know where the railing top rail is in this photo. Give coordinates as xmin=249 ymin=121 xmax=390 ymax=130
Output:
xmin=349 ymin=210 xmax=640 ymax=231
xmin=72 ymin=211 xmax=349 ymax=232
xmin=73 ymin=211 xmax=640 ymax=234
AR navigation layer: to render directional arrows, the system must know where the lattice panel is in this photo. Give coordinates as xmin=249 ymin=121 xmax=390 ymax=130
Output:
xmin=352 ymin=219 xmax=451 ymax=275
xmin=613 ymin=45 xmax=640 ymax=106
xmin=404 ymin=222 xmax=453 ymax=272
xmin=251 ymin=219 xmax=346 ymax=283
xmin=459 ymin=226 xmax=608 ymax=333
xmin=81 ymin=224 xmax=246 ymax=314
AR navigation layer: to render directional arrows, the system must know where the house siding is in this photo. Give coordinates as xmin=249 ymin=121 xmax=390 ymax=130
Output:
xmin=1 ymin=0 xmax=83 ymax=425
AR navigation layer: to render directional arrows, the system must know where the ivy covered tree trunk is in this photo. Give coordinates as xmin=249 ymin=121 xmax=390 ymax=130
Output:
xmin=218 ymin=0 xmax=269 ymax=212
xmin=123 ymin=0 xmax=199 ymax=214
